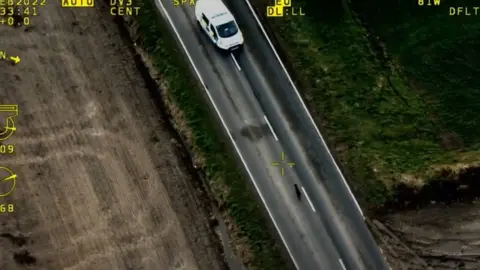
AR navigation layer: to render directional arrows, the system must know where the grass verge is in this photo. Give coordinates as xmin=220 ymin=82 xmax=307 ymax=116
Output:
xmin=353 ymin=0 xmax=480 ymax=148
xmin=250 ymin=0 xmax=480 ymax=208
xmin=133 ymin=1 xmax=286 ymax=269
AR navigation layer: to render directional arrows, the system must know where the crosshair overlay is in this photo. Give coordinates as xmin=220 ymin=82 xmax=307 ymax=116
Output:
xmin=271 ymin=151 xmax=295 ymax=176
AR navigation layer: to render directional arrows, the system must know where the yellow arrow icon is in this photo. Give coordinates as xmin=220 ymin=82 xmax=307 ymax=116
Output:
xmin=9 ymin=56 xmax=20 ymax=64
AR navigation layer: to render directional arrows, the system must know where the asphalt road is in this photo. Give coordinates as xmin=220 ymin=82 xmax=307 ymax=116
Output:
xmin=153 ymin=1 xmax=391 ymax=269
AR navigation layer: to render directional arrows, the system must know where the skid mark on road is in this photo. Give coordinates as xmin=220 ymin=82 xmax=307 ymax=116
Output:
xmin=239 ymin=124 xmax=265 ymax=141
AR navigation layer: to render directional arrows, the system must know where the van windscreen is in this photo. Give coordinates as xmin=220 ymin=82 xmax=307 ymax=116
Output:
xmin=216 ymin=21 xmax=238 ymax=38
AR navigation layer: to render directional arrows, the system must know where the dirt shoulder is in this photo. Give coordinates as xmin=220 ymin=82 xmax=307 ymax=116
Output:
xmin=371 ymin=201 xmax=480 ymax=270
xmin=0 ymin=2 xmax=225 ymax=270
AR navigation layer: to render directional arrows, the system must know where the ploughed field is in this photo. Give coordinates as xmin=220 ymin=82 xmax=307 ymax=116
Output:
xmin=0 ymin=2 xmax=225 ymax=270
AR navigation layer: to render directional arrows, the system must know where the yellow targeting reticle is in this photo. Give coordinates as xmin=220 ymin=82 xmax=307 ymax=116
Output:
xmin=0 ymin=167 xmax=16 ymax=197
xmin=0 ymin=105 xmax=18 ymax=141
xmin=271 ymin=151 xmax=295 ymax=176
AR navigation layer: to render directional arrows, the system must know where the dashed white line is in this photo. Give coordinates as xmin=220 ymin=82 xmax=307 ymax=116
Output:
xmin=263 ymin=115 xmax=278 ymax=141
xmin=244 ymin=0 xmax=364 ymax=218
xmin=301 ymin=186 xmax=316 ymax=212
xmin=153 ymin=1 xmax=300 ymax=269
xmin=339 ymin=258 xmax=347 ymax=270
xmin=231 ymin=53 xmax=241 ymax=71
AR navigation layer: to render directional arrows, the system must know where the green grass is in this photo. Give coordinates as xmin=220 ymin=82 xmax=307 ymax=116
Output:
xmin=250 ymin=0 xmax=480 ymax=207
xmin=134 ymin=0 xmax=286 ymax=269
xmin=354 ymin=0 xmax=480 ymax=147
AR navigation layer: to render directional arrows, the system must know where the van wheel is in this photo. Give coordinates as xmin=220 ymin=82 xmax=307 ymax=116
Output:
xmin=196 ymin=20 xmax=201 ymax=29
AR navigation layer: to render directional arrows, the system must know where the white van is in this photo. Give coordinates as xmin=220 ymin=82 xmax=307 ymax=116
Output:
xmin=195 ymin=0 xmax=244 ymax=52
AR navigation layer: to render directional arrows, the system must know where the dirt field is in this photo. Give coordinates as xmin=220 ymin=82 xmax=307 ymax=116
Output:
xmin=0 ymin=2 xmax=226 ymax=270
xmin=386 ymin=202 xmax=480 ymax=270
xmin=370 ymin=201 xmax=480 ymax=270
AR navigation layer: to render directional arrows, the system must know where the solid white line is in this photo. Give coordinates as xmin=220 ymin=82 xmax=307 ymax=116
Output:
xmin=339 ymin=258 xmax=347 ymax=270
xmin=154 ymin=1 xmax=300 ymax=270
xmin=263 ymin=115 xmax=278 ymax=141
xmin=243 ymin=0 xmax=364 ymax=217
xmin=301 ymin=186 xmax=316 ymax=212
xmin=230 ymin=53 xmax=241 ymax=71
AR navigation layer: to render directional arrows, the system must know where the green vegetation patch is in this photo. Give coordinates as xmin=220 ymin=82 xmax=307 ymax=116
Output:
xmin=134 ymin=0 xmax=285 ymax=269
xmin=250 ymin=0 xmax=480 ymax=207
xmin=354 ymin=0 xmax=480 ymax=148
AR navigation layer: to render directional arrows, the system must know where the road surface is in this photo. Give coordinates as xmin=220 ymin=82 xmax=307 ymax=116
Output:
xmin=152 ymin=1 xmax=391 ymax=269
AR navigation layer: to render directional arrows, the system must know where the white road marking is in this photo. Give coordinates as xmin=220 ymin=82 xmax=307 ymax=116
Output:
xmin=154 ymin=1 xmax=300 ymax=269
xmin=230 ymin=53 xmax=242 ymax=71
xmin=339 ymin=258 xmax=347 ymax=270
xmin=263 ymin=115 xmax=278 ymax=141
xmin=301 ymin=186 xmax=316 ymax=212
xmin=243 ymin=0 xmax=364 ymax=218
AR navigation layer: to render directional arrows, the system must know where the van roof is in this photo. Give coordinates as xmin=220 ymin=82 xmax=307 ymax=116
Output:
xmin=198 ymin=0 xmax=235 ymax=24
